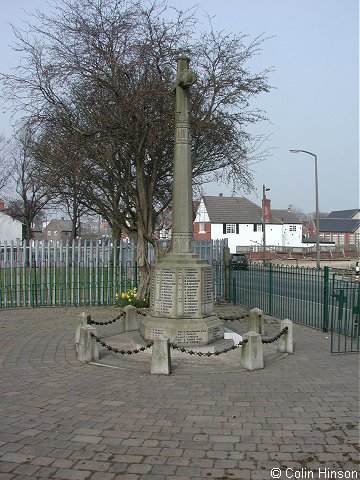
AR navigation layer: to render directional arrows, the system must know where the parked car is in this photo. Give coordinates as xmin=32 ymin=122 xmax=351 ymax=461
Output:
xmin=230 ymin=253 xmax=249 ymax=270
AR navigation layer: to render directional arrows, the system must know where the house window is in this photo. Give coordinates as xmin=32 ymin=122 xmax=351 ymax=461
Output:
xmin=226 ymin=224 xmax=236 ymax=234
xmin=338 ymin=234 xmax=344 ymax=245
xmin=289 ymin=226 xmax=296 ymax=232
xmin=53 ymin=231 xmax=58 ymax=235
xmin=48 ymin=231 xmax=52 ymax=236
xmin=199 ymin=222 xmax=206 ymax=233
xmin=325 ymin=233 xmax=331 ymax=242
xmin=253 ymin=224 xmax=263 ymax=232
xmin=349 ymin=234 xmax=355 ymax=244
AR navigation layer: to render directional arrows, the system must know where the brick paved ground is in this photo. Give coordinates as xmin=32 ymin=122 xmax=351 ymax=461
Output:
xmin=0 ymin=306 xmax=359 ymax=480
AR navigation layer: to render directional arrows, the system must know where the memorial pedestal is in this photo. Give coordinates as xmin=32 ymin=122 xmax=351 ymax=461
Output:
xmin=140 ymin=252 xmax=224 ymax=346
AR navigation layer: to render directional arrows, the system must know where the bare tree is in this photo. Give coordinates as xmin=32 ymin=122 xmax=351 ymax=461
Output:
xmin=7 ymin=124 xmax=53 ymax=242
xmin=0 ymin=0 xmax=272 ymax=296
xmin=32 ymin=124 xmax=91 ymax=239
xmin=0 ymin=135 xmax=13 ymax=195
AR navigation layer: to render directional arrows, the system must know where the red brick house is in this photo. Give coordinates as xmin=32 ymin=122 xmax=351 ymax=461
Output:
xmin=319 ymin=209 xmax=360 ymax=247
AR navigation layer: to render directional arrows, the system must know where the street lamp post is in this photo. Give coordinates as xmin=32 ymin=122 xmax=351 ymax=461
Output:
xmin=290 ymin=149 xmax=320 ymax=269
xmin=262 ymin=184 xmax=270 ymax=264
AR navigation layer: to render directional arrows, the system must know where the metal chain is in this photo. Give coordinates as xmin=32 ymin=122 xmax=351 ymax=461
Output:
xmin=89 ymin=332 xmax=153 ymax=354
xmin=87 ymin=312 xmax=124 ymax=326
xmin=217 ymin=314 xmax=249 ymax=321
xmin=261 ymin=327 xmax=288 ymax=344
xmin=137 ymin=310 xmax=148 ymax=316
xmin=169 ymin=338 xmax=248 ymax=357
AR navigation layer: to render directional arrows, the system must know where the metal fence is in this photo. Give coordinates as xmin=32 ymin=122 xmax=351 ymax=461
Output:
xmin=329 ymin=274 xmax=360 ymax=353
xmin=229 ymin=263 xmax=360 ymax=353
xmin=0 ymin=238 xmax=227 ymax=308
xmin=2 ymin=238 xmax=358 ymax=353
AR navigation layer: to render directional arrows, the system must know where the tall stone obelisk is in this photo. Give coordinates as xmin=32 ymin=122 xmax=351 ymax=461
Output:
xmin=171 ymin=55 xmax=196 ymax=255
xmin=139 ymin=56 xmax=224 ymax=346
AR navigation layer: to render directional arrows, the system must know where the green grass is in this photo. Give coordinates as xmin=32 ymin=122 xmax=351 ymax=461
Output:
xmin=0 ymin=265 xmax=137 ymax=307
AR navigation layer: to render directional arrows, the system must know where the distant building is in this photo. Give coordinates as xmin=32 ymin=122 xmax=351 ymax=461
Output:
xmin=42 ymin=219 xmax=73 ymax=242
xmin=194 ymin=195 xmax=303 ymax=253
xmin=319 ymin=209 xmax=360 ymax=247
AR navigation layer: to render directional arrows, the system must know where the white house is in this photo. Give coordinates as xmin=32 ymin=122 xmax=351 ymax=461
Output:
xmin=194 ymin=195 xmax=303 ymax=253
xmin=0 ymin=211 xmax=24 ymax=243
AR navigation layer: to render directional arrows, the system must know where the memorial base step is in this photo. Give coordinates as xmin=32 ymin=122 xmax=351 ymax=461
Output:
xmin=139 ymin=315 xmax=224 ymax=346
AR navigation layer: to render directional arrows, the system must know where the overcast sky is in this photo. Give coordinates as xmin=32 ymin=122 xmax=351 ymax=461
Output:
xmin=0 ymin=0 xmax=359 ymax=215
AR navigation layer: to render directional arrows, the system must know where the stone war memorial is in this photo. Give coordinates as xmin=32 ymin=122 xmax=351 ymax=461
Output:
xmin=139 ymin=55 xmax=225 ymax=347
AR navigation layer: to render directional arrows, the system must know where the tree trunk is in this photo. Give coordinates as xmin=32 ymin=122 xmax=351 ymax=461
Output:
xmin=136 ymin=223 xmax=151 ymax=300
xmin=25 ymin=212 xmax=33 ymax=243
xmin=71 ymin=200 xmax=78 ymax=240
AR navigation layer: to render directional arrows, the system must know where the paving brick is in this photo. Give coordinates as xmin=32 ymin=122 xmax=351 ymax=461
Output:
xmin=71 ymin=435 xmax=102 ymax=444
xmin=0 ymin=463 xmax=16 ymax=474
xmin=0 ymin=453 xmax=35 ymax=464
xmin=0 ymin=474 xmax=15 ymax=480
xmin=12 ymin=464 xmax=40 ymax=476
xmin=127 ymin=464 xmax=152 ymax=474
xmin=53 ymin=468 xmax=92 ymax=480
xmin=74 ymin=460 xmax=110 ymax=471
xmin=90 ymin=474 xmax=116 ymax=480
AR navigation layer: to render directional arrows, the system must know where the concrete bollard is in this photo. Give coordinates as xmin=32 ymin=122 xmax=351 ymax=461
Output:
xmin=151 ymin=337 xmax=171 ymax=375
xmin=124 ymin=305 xmax=138 ymax=332
xmin=78 ymin=325 xmax=99 ymax=362
xmin=277 ymin=319 xmax=294 ymax=354
xmin=75 ymin=312 xmax=91 ymax=352
xmin=248 ymin=308 xmax=265 ymax=335
xmin=240 ymin=331 xmax=264 ymax=371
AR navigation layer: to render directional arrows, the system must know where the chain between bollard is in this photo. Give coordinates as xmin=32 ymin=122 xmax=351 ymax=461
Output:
xmin=169 ymin=338 xmax=248 ymax=357
xmin=89 ymin=332 xmax=153 ymax=354
xmin=261 ymin=327 xmax=288 ymax=344
xmin=217 ymin=314 xmax=249 ymax=321
xmin=88 ymin=312 xmax=124 ymax=326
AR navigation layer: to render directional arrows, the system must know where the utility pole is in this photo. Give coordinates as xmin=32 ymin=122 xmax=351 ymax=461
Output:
xmin=262 ymin=184 xmax=270 ymax=264
xmin=290 ymin=149 xmax=320 ymax=269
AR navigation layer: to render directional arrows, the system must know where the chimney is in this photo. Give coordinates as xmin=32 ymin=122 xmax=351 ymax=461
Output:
xmin=287 ymin=204 xmax=293 ymax=212
xmin=0 ymin=199 xmax=5 ymax=211
xmin=262 ymin=198 xmax=271 ymax=223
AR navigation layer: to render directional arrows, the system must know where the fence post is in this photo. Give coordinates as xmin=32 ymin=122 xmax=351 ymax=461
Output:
xmin=268 ymin=263 xmax=273 ymax=315
xmin=277 ymin=319 xmax=293 ymax=354
xmin=75 ymin=312 xmax=91 ymax=352
xmin=240 ymin=331 xmax=264 ymax=370
xmin=248 ymin=308 xmax=265 ymax=335
xmin=151 ymin=337 xmax=171 ymax=375
xmin=322 ymin=266 xmax=329 ymax=332
xmin=78 ymin=325 xmax=99 ymax=362
xmin=124 ymin=304 xmax=138 ymax=332
xmin=232 ymin=276 xmax=236 ymax=304
xmin=223 ymin=246 xmax=230 ymax=302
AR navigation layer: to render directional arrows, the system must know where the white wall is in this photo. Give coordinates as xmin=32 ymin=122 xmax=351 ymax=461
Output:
xmin=211 ymin=223 xmax=303 ymax=252
xmin=195 ymin=198 xmax=210 ymax=222
xmin=211 ymin=223 xmax=263 ymax=252
xmin=280 ymin=224 xmax=303 ymax=247
xmin=0 ymin=213 xmax=23 ymax=242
